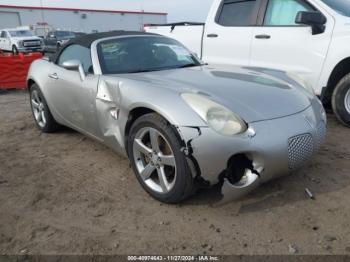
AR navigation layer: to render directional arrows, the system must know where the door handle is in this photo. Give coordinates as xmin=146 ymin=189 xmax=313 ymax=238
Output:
xmin=255 ymin=34 xmax=271 ymax=39
xmin=48 ymin=73 xmax=58 ymax=79
xmin=207 ymin=33 xmax=218 ymax=38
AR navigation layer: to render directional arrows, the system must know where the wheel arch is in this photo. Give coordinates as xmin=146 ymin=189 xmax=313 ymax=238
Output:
xmin=27 ymin=78 xmax=36 ymax=90
xmin=123 ymin=106 xmax=186 ymax=155
xmin=323 ymin=57 xmax=350 ymax=105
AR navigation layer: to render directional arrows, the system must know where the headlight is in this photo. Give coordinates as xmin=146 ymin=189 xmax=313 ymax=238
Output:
xmin=18 ymin=41 xmax=23 ymax=47
xmin=181 ymin=93 xmax=247 ymax=136
xmin=287 ymin=72 xmax=315 ymax=96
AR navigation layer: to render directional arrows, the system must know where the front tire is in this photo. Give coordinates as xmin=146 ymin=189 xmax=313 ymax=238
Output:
xmin=332 ymin=73 xmax=350 ymax=127
xmin=127 ymin=113 xmax=195 ymax=203
xmin=29 ymin=84 xmax=60 ymax=133
xmin=12 ymin=45 xmax=19 ymax=55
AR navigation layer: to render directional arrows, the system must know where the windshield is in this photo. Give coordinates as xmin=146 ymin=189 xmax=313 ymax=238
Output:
xmin=9 ymin=30 xmax=34 ymax=37
xmin=56 ymin=31 xmax=75 ymax=38
xmin=321 ymin=0 xmax=350 ymax=17
xmin=97 ymin=36 xmax=202 ymax=74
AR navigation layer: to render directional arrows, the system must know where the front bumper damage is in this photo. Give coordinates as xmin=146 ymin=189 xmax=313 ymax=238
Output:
xmin=177 ymin=99 xmax=326 ymax=203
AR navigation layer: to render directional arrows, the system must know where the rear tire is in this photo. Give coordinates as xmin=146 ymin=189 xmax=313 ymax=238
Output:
xmin=332 ymin=73 xmax=350 ymax=127
xmin=127 ymin=113 xmax=195 ymax=203
xmin=29 ymin=84 xmax=60 ymax=133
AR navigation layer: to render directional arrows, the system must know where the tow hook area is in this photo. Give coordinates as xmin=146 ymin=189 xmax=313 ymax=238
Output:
xmin=219 ymin=154 xmax=261 ymax=204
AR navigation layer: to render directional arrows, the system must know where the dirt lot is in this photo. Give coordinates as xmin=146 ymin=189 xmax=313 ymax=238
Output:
xmin=0 ymin=90 xmax=350 ymax=255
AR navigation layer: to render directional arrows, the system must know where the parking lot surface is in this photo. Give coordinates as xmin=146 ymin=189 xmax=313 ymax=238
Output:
xmin=0 ymin=90 xmax=350 ymax=255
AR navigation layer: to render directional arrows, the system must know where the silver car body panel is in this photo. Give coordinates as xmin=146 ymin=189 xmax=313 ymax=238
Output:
xmin=27 ymin=35 xmax=327 ymax=202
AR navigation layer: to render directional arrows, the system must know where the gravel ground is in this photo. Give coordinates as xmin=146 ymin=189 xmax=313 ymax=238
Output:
xmin=0 ymin=90 xmax=350 ymax=255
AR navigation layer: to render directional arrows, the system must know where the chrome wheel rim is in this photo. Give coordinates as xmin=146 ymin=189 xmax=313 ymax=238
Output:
xmin=133 ymin=127 xmax=176 ymax=194
xmin=345 ymin=88 xmax=350 ymax=114
xmin=31 ymin=90 xmax=46 ymax=128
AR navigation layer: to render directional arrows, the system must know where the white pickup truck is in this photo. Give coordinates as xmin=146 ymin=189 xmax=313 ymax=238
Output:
xmin=0 ymin=28 xmax=44 ymax=54
xmin=145 ymin=0 xmax=350 ymax=127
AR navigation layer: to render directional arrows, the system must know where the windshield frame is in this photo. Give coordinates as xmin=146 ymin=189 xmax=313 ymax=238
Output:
xmin=321 ymin=0 xmax=350 ymax=17
xmin=94 ymin=35 xmax=203 ymax=75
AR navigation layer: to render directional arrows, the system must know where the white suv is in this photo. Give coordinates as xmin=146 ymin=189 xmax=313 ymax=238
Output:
xmin=0 ymin=29 xmax=44 ymax=54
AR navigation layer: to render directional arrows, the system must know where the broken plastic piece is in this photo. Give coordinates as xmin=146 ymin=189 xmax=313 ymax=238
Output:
xmin=219 ymin=169 xmax=260 ymax=205
xmin=305 ymin=188 xmax=315 ymax=199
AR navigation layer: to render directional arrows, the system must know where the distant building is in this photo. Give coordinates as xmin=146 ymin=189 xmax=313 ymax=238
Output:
xmin=0 ymin=4 xmax=167 ymax=35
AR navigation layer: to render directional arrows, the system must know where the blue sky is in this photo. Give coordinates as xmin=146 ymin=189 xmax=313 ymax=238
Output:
xmin=1 ymin=0 xmax=215 ymax=22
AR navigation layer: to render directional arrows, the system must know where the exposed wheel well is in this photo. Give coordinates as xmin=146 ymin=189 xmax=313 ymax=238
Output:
xmin=123 ymin=107 xmax=187 ymax=155
xmin=324 ymin=57 xmax=350 ymax=105
xmin=124 ymin=107 xmax=156 ymax=152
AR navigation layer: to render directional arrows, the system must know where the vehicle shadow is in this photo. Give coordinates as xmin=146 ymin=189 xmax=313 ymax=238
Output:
xmin=182 ymin=114 xmax=350 ymax=213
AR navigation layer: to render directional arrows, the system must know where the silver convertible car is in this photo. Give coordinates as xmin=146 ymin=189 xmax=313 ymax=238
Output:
xmin=27 ymin=31 xmax=327 ymax=203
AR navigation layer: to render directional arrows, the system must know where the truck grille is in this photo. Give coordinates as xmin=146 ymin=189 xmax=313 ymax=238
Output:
xmin=288 ymin=134 xmax=314 ymax=170
xmin=23 ymin=41 xmax=41 ymax=47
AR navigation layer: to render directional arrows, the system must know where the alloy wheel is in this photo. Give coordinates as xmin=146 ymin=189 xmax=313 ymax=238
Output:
xmin=31 ymin=90 xmax=46 ymax=128
xmin=133 ymin=127 xmax=177 ymax=194
xmin=345 ymin=87 xmax=350 ymax=114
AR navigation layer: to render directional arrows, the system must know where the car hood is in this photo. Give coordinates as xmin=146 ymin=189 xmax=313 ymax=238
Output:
xmin=117 ymin=65 xmax=313 ymax=123
xmin=11 ymin=36 xmax=41 ymax=41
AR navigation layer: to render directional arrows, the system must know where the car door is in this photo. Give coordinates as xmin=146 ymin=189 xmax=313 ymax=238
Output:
xmin=46 ymin=32 xmax=56 ymax=47
xmin=0 ymin=31 xmax=10 ymax=51
xmin=46 ymin=44 xmax=101 ymax=138
xmin=250 ymin=0 xmax=334 ymax=88
xmin=0 ymin=31 xmax=4 ymax=50
xmin=203 ymin=0 xmax=262 ymax=66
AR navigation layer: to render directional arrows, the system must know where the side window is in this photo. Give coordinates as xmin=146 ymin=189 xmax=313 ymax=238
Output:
xmin=57 ymin=44 xmax=93 ymax=74
xmin=264 ymin=0 xmax=314 ymax=26
xmin=217 ymin=0 xmax=259 ymax=26
xmin=1 ymin=31 xmax=7 ymax=38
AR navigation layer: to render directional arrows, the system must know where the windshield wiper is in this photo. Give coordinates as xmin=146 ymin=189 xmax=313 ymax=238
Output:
xmin=125 ymin=64 xmax=201 ymax=74
xmin=127 ymin=69 xmax=158 ymax=73
xmin=177 ymin=63 xmax=200 ymax=68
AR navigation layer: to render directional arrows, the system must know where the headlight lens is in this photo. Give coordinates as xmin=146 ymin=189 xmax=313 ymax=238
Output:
xmin=18 ymin=41 xmax=23 ymax=47
xmin=181 ymin=93 xmax=247 ymax=136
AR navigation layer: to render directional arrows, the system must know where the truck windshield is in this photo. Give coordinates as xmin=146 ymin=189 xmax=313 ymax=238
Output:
xmin=9 ymin=30 xmax=34 ymax=37
xmin=321 ymin=0 xmax=350 ymax=17
xmin=55 ymin=31 xmax=75 ymax=38
xmin=97 ymin=36 xmax=202 ymax=74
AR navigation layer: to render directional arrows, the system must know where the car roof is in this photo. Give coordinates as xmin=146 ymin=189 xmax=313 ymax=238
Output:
xmin=51 ymin=30 xmax=159 ymax=63
xmin=70 ymin=30 xmax=159 ymax=48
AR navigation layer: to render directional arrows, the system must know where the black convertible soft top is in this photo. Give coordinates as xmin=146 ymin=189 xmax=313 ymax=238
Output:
xmin=70 ymin=30 xmax=159 ymax=48
xmin=52 ymin=30 xmax=159 ymax=62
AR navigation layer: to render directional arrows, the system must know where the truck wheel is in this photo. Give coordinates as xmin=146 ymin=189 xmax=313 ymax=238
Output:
xmin=12 ymin=45 xmax=19 ymax=55
xmin=332 ymin=73 xmax=350 ymax=127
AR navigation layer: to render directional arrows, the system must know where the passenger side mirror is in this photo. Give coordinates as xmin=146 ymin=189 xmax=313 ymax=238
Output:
xmin=62 ymin=60 xmax=86 ymax=81
xmin=295 ymin=11 xmax=327 ymax=35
